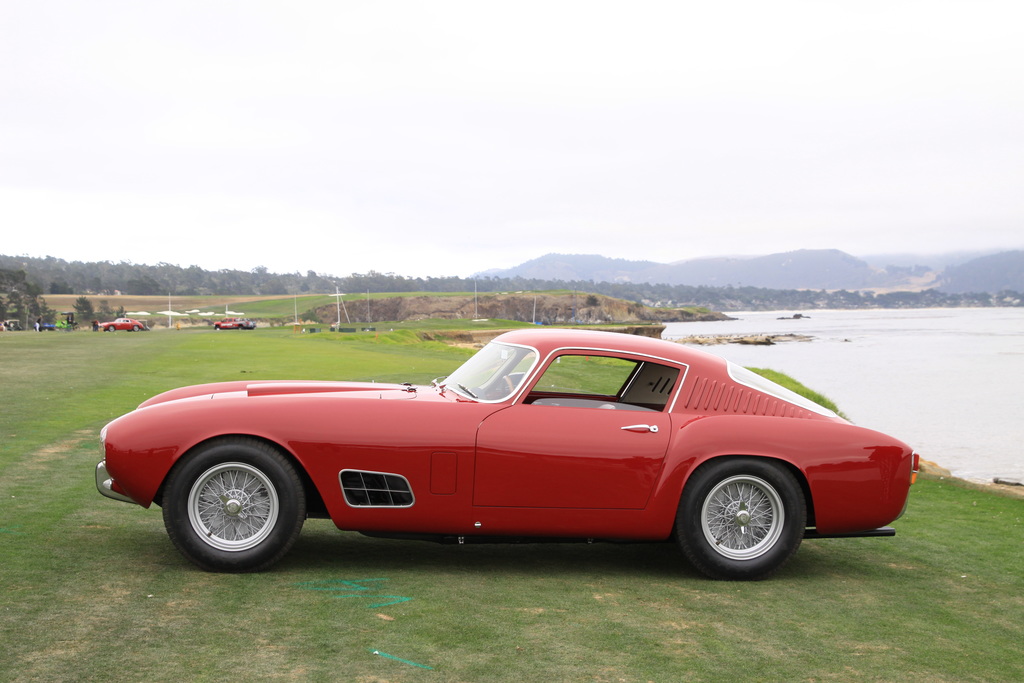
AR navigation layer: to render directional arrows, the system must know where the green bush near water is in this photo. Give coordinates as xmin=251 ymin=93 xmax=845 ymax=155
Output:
xmin=1 ymin=327 xmax=1021 ymax=682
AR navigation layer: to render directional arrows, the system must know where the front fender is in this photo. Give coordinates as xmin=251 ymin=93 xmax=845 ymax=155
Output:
xmin=104 ymin=391 xmax=314 ymax=507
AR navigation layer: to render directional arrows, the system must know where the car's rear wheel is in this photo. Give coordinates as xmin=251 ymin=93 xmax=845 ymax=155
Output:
xmin=675 ymin=457 xmax=805 ymax=580
xmin=105 ymin=325 xmax=115 ymax=332
xmin=162 ymin=438 xmax=306 ymax=572
xmin=131 ymin=325 xmax=140 ymax=331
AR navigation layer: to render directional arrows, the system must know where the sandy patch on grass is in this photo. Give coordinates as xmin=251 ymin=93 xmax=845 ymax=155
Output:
xmin=23 ymin=429 xmax=95 ymax=471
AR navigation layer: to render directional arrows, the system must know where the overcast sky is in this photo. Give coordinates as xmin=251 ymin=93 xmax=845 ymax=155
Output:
xmin=2 ymin=1 xmax=1022 ymax=278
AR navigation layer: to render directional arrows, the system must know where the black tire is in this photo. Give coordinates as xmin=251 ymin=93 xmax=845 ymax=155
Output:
xmin=131 ymin=325 xmax=140 ymax=331
xmin=161 ymin=438 xmax=306 ymax=572
xmin=675 ymin=457 xmax=805 ymax=580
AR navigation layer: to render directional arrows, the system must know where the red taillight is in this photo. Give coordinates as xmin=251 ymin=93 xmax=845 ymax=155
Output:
xmin=911 ymin=451 xmax=921 ymax=484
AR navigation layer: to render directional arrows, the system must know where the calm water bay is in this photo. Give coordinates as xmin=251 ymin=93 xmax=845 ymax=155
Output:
xmin=663 ymin=308 xmax=1024 ymax=483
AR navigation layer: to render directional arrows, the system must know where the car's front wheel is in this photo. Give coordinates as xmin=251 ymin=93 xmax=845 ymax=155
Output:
xmin=675 ymin=457 xmax=805 ymax=580
xmin=161 ymin=438 xmax=306 ymax=572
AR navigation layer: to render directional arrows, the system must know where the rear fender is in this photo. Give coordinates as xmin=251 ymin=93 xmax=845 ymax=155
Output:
xmin=657 ymin=414 xmax=912 ymax=534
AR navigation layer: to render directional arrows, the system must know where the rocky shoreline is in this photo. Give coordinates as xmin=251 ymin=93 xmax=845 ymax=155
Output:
xmin=671 ymin=333 xmax=815 ymax=346
xmin=918 ymin=460 xmax=1023 ymax=497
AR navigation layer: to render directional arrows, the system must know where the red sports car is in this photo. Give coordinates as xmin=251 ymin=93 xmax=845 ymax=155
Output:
xmin=99 ymin=317 xmax=148 ymax=332
xmin=96 ymin=329 xmax=917 ymax=580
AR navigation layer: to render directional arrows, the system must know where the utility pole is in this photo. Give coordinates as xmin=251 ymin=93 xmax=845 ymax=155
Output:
xmin=336 ymin=287 xmax=341 ymax=327
xmin=332 ymin=286 xmax=350 ymax=326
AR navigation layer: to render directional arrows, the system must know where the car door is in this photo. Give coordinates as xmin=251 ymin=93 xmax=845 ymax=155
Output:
xmin=473 ymin=353 xmax=677 ymax=510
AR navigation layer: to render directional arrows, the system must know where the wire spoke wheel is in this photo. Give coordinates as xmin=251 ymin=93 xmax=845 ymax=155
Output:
xmin=676 ymin=458 xmax=805 ymax=580
xmin=163 ymin=438 xmax=306 ymax=572
xmin=188 ymin=462 xmax=280 ymax=551
xmin=700 ymin=475 xmax=784 ymax=560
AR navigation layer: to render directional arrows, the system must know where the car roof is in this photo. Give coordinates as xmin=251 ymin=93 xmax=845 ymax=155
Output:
xmin=491 ymin=328 xmax=724 ymax=369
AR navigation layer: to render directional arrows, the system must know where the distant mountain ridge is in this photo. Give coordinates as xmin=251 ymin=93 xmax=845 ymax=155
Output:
xmin=481 ymin=249 xmax=1024 ymax=293
xmin=936 ymin=251 xmax=1024 ymax=294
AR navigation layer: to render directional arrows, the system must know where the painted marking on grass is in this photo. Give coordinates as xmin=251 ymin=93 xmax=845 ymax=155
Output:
xmin=294 ymin=578 xmax=387 ymax=591
xmin=0 ymin=526 xmax=26 ymax=534
xmin=370 ymin=648 xmax=434 ymax=670
xmin=336 ymin=594 xmax=413 ymax=607
xmin=293 ymin=578 xmax=412 ymax=607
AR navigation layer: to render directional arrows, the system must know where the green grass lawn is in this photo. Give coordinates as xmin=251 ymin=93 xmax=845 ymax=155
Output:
xmin=1 ymin=327 xmax=1021 ymax=682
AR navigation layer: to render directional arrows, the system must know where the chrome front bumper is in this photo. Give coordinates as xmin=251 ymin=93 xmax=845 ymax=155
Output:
xmin=95 ymin=460 xmax=135 ymax=504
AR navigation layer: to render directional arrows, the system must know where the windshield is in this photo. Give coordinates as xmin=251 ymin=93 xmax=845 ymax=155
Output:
xmin=442 ymin=342 xmax=538 ymax=402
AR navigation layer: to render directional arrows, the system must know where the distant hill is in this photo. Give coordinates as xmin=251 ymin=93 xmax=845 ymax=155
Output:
xmin=937 ymin=251 xmax=1024 ymax=294
xmin=306 ymin=292 xmax=730 ymax=327
xmin=860 ymin=250 xmax=1004 ymax=270
xmin=482 ymin=249 xmax=1023 ymax=293
xmin=652 ymin=250 xmax=888 ymax=290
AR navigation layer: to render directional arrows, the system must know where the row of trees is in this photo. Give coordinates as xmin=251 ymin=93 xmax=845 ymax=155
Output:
xmin=2 ymin=254 xmax=1021 ymax=316
xmin=0 ymin=270 xmax=125 ymax=327
xmin=0 ymin=256 xmax=335 ymax=297
xmin=68 ymin=296 xmax=124 ymax=323
xmin=0 ymin=269 xmax=51 ymax=325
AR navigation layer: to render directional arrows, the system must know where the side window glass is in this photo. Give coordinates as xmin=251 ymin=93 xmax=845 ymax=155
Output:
xmin=533 ymin=355 xmax=638 ymax=396
xmin=529 ymin=355 xmax=681 ymax=412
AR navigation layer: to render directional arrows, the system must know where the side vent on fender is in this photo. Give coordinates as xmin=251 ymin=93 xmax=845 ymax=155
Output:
xmin=340 ymin=470 xmax=415 ymax=507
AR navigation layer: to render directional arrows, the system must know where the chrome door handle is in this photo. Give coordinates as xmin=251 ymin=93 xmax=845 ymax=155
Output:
xmin=621 ymin=424 xmax=658 ymax=433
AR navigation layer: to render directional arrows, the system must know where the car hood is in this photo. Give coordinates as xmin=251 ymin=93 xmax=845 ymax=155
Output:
xmin=137 ymin=380 xmax=425 ymax=409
